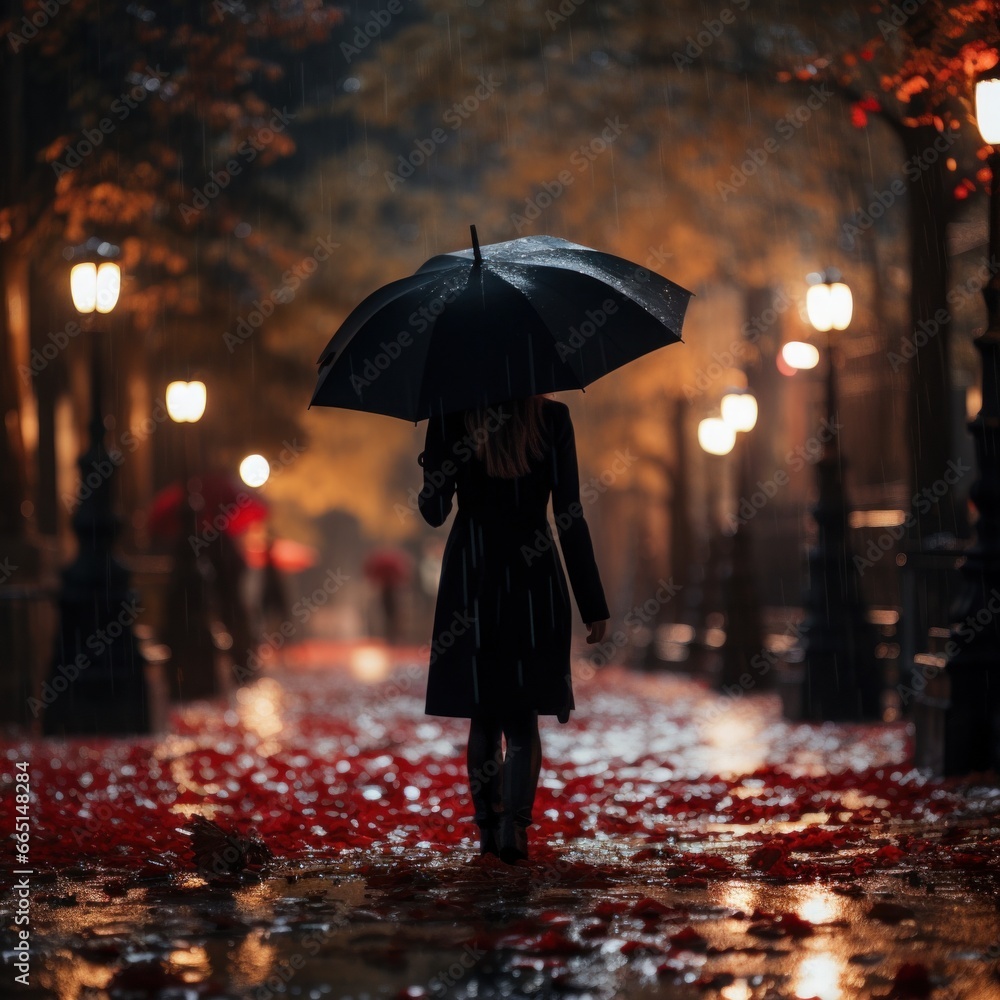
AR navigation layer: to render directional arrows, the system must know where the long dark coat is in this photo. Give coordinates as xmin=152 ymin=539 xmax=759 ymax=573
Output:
xmin=418 ymin=399 xmax=609 ymax=719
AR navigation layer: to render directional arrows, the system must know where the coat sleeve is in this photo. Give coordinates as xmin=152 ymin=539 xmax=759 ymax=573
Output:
xmin=417 ymin=412 xmax=457 ymax=528
xmin=551 ymin=405 xmax=610 ymax=625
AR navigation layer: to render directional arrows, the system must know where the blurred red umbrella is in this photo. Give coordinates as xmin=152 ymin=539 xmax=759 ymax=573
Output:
xmin=147 ymin=472 xmax=268 ymax=539
xmin=363 ymin=547 xmax=414 ymax=587
xmin=244 ymin=536 xmax=318 ymax=573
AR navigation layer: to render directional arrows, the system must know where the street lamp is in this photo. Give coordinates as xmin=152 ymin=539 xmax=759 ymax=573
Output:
xmin=698 ymin=390 xmax=765 ymax=690
xmin=163 ymin=380 xmax=220 ymax=701
xmin=43 ymin=243 xmax=150 ymax=735
xmin=791 ymin=270 xmax=880 ymax=720
xmin=239 ymin=453 xmax=270 ymax=488
xmin=943 ymin=73 xmax=1000 ymax=772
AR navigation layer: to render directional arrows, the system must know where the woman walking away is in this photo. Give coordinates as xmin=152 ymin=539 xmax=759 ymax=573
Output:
xmin=418 ymin=395 xmax=609 ymax=863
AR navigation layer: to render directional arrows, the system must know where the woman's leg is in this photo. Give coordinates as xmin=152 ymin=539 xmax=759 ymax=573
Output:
xmin=499 ymin=710 xmax=541 ymax=861
xmin=467 ymin=713 xmax=504 ymax=843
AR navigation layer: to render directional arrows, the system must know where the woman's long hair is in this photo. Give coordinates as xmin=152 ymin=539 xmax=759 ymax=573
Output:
xmin=463 ymin=396 xmax=547 ymax=479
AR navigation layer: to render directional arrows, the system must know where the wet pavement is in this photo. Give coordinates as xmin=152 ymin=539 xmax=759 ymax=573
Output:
xmin=3 ymin=641 xmax=1000 ymax=999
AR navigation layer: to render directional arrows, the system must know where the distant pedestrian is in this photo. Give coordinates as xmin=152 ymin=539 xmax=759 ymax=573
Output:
xmin=418 ymin=395 xmax=609 ymax=863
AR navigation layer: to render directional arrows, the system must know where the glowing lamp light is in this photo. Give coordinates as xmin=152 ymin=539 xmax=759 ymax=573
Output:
xmin=240 ymin=453 xmax=270 ymax=487
xmin=698 ymin=417 xmax=736 ymax=456
xmin=806 ymin=277 xmax=853 ymax=332
xmin=721 ymin=391 xmax=758 ymax=433
xmin=975 ymin=76 xmax=1000 ymax=145
xmin=165 ymin=381 xmax=207 ymax=423
xmin=70 ymin=260 xmax=121 ymax=314
xmin=781 ymin=341 xmax=820 ymax=370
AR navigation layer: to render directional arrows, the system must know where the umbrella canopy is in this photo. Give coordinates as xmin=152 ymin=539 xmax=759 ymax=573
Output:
xmin=310 ymin=230 xmax=692 ymax=421
xmin=147 ymin=472 xmax=268 ymax=539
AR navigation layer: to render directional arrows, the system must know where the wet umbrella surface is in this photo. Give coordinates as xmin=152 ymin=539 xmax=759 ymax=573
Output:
xmin=3 ymin=646 xmax=1000 ymax=999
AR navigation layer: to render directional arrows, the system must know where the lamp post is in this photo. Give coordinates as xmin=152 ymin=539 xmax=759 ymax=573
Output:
xmin=943 ymin=75 xmax=1000 ymax=773
xmin=697 ymin=391 xmax=766 ymax=690
xmin=42 ymin=245 xmax=150 ymax=735
xmin=163 ymin=380 xmax=221 ymax=701
xmin=788 ymin=271 xmax=880 ymax=720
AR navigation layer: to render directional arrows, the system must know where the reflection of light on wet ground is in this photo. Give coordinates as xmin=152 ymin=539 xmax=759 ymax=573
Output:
xmin=718 ymin=881 xmax=760 ymax=914
xmin=796 ymin=887 xmax=841 ymax=924
xmin=349 ymin=643 xmax=392 ymax=682
xmin=169 ymin=944 xmax=211 ymax=981
xmin=721 ymin=983 xmax=752 ymax=1000
xmin=700 ymin=711 xmax=767 ymax=775
xmin=229 ymin=929 xmax=277 ymax=991
xmin=236 ymin=677 xmax=285 ymax=753
xmin=794 ymin=952 xmax=843 ymax=999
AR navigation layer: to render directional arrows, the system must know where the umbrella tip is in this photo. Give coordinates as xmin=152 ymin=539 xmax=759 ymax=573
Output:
xmin=470 ymin=224 xmax=482 ymax=266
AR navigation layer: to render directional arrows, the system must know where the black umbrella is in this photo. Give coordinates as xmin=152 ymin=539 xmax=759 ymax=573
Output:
xmin=309 ymin=227 xmax=692 ymax=421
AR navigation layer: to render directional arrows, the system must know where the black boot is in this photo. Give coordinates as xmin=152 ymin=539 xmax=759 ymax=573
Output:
xmin=498 ymin=713 xmax=541 ymax=864
xmin=468 ymin=716 xmax=504 ymax=857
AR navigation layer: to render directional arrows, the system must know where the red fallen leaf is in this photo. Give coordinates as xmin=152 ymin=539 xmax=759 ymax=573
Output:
xmin=874 ymin=845 xmax=907 ymax=865
xmin=537 ymin=909 xmax=573 ymax=927
xmin=748 ymin=912 xmax=814 ymax=939
xmin=630 ymin=897 xmax=673 ymax=919
xmin=747 ymin=844 xmax=802 ymax=879
xmin=692 ymin=854 xmax=737 ymax=874
xmin=669 ymin=926 xmax=708 ymax=951
xmin=748 ymin=844 xmax=786 ymax=872
xmin=592 ymin=899 xmax=631 ymax=920
xmin=532 ymin=930 xmax=585 ymax=955
xmin=868 ymin=901 xmax=916 ymax=924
